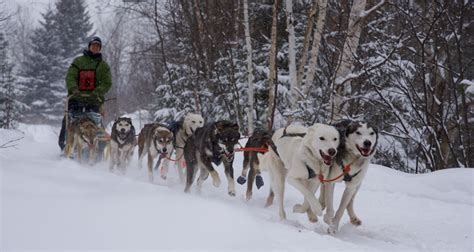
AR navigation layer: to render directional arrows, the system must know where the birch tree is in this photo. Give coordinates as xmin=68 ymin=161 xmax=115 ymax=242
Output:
xmin=285 ymin=0 xmax=299 ymax=116
xmin=243 ymin=0 xmax=255 ymax=134
xmin=331 ymin=0 xmax=368 ymax=121
xmin=296 ymin=0 xmax=318 ymax=88
xmin=267 ymin=0 xmax=280 ymax=131
xmin=302 ymin=0 xmax=328 ymax=96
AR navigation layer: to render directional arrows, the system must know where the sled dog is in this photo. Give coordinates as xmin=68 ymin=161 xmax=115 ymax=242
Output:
xmin=261 ymin=123 xmax=339 ymax=222
xmin=320 ymin=120 xmax=378 ymax=234
xmin=138 ymin=123 xmax=174 ymax=182
xmin=169 ymin=113 xmax=204 ymax=182
xmin=109 ymin=117 xmax=136 ymax=174
xmin=183 ymin=121 xmax=240 ymax=196
xmin=64 ymin=117 xmax=99 ymax=165
xmin=237 ymin=129 xmax=275 ymax=200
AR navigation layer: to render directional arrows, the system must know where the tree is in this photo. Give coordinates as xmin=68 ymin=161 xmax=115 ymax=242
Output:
xmin=285 ymin=0 xmax=298 ymax=121
xmin=243 ymin=0 xmax=255 ymax=134
xmin=302 ymin=0 xmax=328 ymax=97
xmin=0 ymin=32 xmax=22 ymax=129
xmin=19 ymin=8 xmax=65 ymax=123
xmin=267 ymin=0 xmax=281 ymax=131
xmin=54 ymin=0 xmax=93 ymax=60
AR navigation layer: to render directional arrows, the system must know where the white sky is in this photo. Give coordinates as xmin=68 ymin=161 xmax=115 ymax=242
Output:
xmin=5 ymin=0 xmax=114 ymax=28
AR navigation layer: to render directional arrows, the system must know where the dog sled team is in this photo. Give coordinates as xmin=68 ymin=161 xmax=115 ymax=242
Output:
xmin=61 ymin=108 xmax=378 ymax=234
xmin=59 ymin=36 xmax=379 ymax=234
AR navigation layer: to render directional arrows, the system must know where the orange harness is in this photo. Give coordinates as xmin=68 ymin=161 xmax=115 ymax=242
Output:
xmin=306 ymin=160 xmax=358 ymax=183
xmin=235 ymin=147 xmax=269 ymax=153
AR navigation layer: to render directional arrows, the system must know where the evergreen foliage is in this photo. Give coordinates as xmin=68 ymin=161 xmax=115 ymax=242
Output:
xmin=54 ymin=0 xmax=93 ymax=60
xmin=18 ymin=0 xmax=93 ymax=123
xmin=0 ymin=32 xmax=23 ymax=129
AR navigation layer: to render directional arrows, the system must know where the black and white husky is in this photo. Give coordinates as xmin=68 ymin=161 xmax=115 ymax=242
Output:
xmin=320 ymin=120 xmax=378 ymax=234
xmin=183 ymin=121 xmax=240 ymax=196
xmin=109 ymin=117 xmax=136 ymax=174
xmin=169 ymin=113 xmax=204 ymax=183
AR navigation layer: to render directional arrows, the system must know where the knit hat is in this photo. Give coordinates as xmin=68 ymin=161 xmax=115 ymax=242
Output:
xmin=88 ymin=36 xmax=102 ymax=48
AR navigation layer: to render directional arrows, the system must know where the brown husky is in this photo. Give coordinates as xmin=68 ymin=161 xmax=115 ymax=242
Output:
xmin=64 ymin=117 xmax=99 ymax=165
xmin=137 ymin=123 xmax=174 ymax=183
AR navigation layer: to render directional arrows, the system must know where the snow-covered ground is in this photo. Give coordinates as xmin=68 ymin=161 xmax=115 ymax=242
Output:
xmin=1 ymin=124 xmax=473 ymax=251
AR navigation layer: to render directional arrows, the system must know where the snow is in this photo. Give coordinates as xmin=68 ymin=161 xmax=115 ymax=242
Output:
xmin=461 ymin=79 xmax=474 ymax=96
xmin=1 ymin=124 xmax=473 ymax=251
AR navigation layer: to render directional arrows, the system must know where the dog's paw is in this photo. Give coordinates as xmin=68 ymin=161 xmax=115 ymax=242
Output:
xmin=292 ymin=204 xmax=306 ymax=213
xmin=350 ymin=217 xmax=362 ymax=226
xmin=327 ymin=223 xmax=338 ymax=234
xmin=265 ymin=196 xmax=274 ymax=208
xmin=307 ymin=212 xmax=318 ymax=223
xmin=323 ymin=213 xmax=333 ymax=225
xmin=237 ymin=176 xmax=246 ymax=185
xmin=228 ymin=190 xmax=236 ymax=197
xmin=309 ymin=201 xmax=323 ymax=216
xmin=255 ymin=175 xmax=264 ymax=189
xmin=245 ymin=191 xmax=252 ymax=201
xmin=211 ymin=172 xmax=221 ymax=187
xmin=160 ymin=174 xmax=167 ymax=180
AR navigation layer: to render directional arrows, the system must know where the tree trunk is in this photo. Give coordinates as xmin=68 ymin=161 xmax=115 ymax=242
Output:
xmin=243 ymin=0 xmax=255 ymax=135
xmin=303 ymin=0 xmax=328 ymax=96
xmin=331 ymin=0 xmax=367 ymax=121
xmin=296 ymin=0 xmax=318 ymax=89
xmin=267 ymin=0 xmax=280 ymax=131
xmin=285 ymin=0 xmax=299 ymax=117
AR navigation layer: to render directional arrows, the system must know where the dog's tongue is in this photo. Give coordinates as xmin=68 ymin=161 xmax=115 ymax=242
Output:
xmin=320 ymin=151 xmax=333 ymax=165
xmin=359 ymin=147 xmax=371 ymax=156
xmin=323 ymin=156 xmax=332 ymax=165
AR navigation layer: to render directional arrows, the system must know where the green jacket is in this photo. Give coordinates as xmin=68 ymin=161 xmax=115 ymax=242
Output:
xmin=66 ymin=50 xmax=112 ymax=106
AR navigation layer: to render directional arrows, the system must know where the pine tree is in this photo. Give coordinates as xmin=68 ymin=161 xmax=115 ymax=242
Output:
xmin=54 ymin=0 xmax=93 ymax=60
xmin=19 ymin=8 xmax=65 ymax=123
xmin=0 ymin=32 xmax=22 ymax=129
xmin=19 ymin=0 xmax=93 ymax=124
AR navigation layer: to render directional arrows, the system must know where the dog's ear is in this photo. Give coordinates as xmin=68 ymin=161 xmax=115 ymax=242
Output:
xmin=232 ymin=123 xmax=239 ymax=132
xmin=214 ymin=121 xmax=225 ymax=132
xmin=346 ymin=121 xmax=361 ymax=136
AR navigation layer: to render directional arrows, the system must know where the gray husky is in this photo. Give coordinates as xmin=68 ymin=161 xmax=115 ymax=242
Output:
xmin=183 ymin=121 xmax=240 ymax=196
xmin=109 ymin=117 xmax=136 ymax=174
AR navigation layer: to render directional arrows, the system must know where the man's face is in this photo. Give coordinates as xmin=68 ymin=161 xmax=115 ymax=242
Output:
xmin=89 ymin=42 xmax=101 ymax=54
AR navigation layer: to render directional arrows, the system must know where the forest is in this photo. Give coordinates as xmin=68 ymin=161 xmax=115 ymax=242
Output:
xmin=0 ymin=0 xmax=472 ymax=173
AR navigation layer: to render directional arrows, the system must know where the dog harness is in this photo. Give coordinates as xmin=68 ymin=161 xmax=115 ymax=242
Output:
xmin=280 ymin=126 xmax=306 ymax=138
xmin=305 ymin=161 xmax=361 ymax=183
xmin=306 ymin=164 xmax=317 ymax=179
xmin=342 ymin=163 xmax=361 ymax=182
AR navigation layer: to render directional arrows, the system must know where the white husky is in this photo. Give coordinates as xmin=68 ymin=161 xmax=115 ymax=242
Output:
xmin=261 ymin=123 xmax=340 ymax=222
xmin=321 ymin=121 xmax=378 ymax=234
xmin=172 ymin=113 xmax=204 ymax=183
